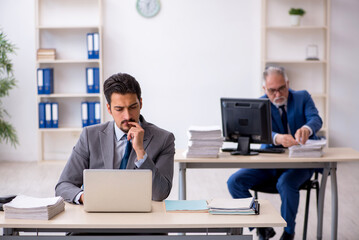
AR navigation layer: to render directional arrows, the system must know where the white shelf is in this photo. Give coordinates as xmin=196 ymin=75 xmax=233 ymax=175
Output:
xmin=39 ymin=128 xmax=83 ymax=132
xmin=37 ymin=25 xmax=100 ymax=30
xmin=38 ymin=93 xmax=101 ymax=99
xmin=266 ymin=26 xmax=327 ymax=30
xmin=264 ymin=60 xmax=327 ymax=64
xmin=37 ymin=59 xmax=100 ymax=64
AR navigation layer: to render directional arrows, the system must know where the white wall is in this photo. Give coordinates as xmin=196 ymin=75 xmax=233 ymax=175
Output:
xmin=0 ymin=0 xmax=358 ymax=161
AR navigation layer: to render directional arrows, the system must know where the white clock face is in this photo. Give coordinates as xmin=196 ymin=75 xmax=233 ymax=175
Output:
xmin=136 ymin=0 xmax=161 ymax=18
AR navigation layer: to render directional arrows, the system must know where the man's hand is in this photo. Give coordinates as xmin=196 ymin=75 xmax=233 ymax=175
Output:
xmin=295 ymin=127 xmax=310 ymax=145
xmin=79 ymin=193 xmax=84 ymax=204
xmin=276 ymin=134 xmax=298 ymax=147
xmin=127 ymin=122 xmax=146 ymax=160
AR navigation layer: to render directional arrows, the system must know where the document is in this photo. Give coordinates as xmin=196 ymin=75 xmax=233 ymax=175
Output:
xmin=165 ymin=200 xmax=208 ymax=213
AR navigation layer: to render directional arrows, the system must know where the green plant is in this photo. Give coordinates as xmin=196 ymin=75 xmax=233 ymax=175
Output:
xmin=289 ymin=8 xmax=306 ymax=16
xmin=0 ymin=30 xmax=18 ymax=147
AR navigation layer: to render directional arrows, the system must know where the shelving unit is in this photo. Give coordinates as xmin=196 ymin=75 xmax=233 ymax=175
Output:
xmin=261 ymin=0 xmax=330 ymax=141
xmin=35 ymin=0 xmax=103 ymax=161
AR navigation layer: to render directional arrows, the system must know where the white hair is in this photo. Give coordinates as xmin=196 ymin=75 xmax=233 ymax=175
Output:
xmin=262 ymin=66 xmax=288 ymax=86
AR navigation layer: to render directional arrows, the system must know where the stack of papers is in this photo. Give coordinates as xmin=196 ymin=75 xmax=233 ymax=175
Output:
xmin=289 ymin=139 xmax=327 ymax=158
xmin=3 ymin=195 xmax=65 ymax=220
xmin=37 ymin=48 xmax=56 ymax=61
xmin=207 ymin=197 xmax=258 ymax=215
xmin=185 ymin=126 xmax=223 ymax=158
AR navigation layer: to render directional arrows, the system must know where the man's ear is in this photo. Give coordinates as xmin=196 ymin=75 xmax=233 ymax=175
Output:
xmin=139 ymin=98 xmax=143 ymax=110
xmin=106 ymin=103 xmax=112 ymax=115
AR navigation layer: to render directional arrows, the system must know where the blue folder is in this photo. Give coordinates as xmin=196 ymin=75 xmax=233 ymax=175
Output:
xmin=37 ymin=69 xmax=44 ymax=94
xmin=87 ymin=33 xmax=94 ymax=59
xmin=93 ymin=33 xmax=99 ymax=59
xmin=95 ymin=102 xmax=100 ymax=124
xmin=51 ymin=102 xmax=59 ymax=128
xmin=43 ymin=68 xmax=54 ymax=94
xmin=88 ymin=102 xmax=96 ymax=126
xmin=39 ymin=103 xmax=46 ymax=128
xmin=45 ymin=102 xmax=52 ymax=128
xmin=81 ymin=102 xmax=88 ymax=127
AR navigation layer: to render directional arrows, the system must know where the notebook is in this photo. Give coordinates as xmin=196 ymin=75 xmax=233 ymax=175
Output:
xmin=83 ymin=169 xmax=152 ymax=212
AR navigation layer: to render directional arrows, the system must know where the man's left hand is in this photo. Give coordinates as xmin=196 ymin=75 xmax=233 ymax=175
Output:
xmin=127 ymin=122 xmax=146 ymax=160
xmin=295 ymin=127 xmax=310 ymax=145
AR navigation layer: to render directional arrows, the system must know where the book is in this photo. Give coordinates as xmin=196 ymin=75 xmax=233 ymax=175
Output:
xmin=164 ymin=200 xmax=208 ymax=213
xmin=88 ymin=102 xmax=96 ymax=126
xmin=93 ymin=32 xmax=99 ymax=59
xmin=37 ymin=69 xmax=44 ymax=94
xmin=95 ymin=102 xmax=101 ymax=124
xmin=3 ymin=195 xmax=65 ymax=220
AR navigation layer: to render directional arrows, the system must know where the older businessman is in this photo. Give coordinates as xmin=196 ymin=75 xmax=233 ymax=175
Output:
xmin=227 ymin=66 xmax=322 ymax=240
xmin=56 ymin=73 xmax=175 ymax=203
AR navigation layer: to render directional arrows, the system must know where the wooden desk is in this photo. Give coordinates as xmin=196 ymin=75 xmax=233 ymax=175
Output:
xmin=175 ymin=147 xmax=359 ymax=240
xmin=0 ymin=201 xmax=285 ymax=240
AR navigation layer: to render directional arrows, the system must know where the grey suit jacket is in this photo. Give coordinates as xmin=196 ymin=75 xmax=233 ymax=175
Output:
xmin=55 ymin=115 xmax=175 ymax=202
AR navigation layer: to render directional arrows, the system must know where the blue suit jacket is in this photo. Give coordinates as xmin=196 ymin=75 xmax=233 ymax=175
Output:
xmin=261 ymin=89 xmax=323 ymax=148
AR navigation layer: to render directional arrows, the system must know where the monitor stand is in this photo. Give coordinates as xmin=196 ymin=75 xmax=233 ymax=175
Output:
xmin=230 ymin=137 xmax=259 ymax=156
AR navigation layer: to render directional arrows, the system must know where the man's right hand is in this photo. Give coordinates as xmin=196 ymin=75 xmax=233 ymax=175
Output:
xmin=79 ymin=194 xmax=84 ymax=204
xmin=276 ymin=134 xmax=299 ymax=147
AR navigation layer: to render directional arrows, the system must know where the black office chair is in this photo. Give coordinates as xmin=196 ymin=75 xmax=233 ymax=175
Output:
xmin=251 ymin=172 xmax=319 ymax=240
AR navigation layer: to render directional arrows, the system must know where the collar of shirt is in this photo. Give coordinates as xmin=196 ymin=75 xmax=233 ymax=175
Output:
xmin=113 ymin=121 xmax=142 ymax=142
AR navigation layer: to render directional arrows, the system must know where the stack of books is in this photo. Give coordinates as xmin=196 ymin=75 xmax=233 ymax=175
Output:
xmin=37 ymin=48 xmax=56 ymax=61
xmin=207 ymin=197 xmax=259 ymax=215
xmin=289 ymin=139 xmax=327 ymax=158
xmin=185 ymin=126 xmax=223 ymax=158
xmin=3 ymin=195 xmax=65 ymax=220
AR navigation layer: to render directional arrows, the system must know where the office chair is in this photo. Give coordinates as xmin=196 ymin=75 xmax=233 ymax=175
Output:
xmin=251 ymin=172 xmax=319 ymax=240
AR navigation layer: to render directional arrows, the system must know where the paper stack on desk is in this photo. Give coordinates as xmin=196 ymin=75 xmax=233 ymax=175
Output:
xmin=185 ymin=126 xmax=223 ymax=158
xmin=207 ymin=197 xmax=259 ymax=215
xmin=289 ymin=139 xmax=327 ymax=158
xmin=3 ymin=195 xmax=65 ymax=220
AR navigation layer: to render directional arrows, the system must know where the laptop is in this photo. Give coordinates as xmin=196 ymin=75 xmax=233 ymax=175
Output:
xmin=83 ymin=169 xmax=152 ymax=212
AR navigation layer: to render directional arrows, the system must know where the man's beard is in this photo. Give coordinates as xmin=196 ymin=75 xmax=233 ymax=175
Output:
xmin=273 ymin=96 xmax=287 ymax=107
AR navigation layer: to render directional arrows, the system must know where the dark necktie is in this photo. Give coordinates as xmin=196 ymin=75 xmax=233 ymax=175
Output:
xmin=279 ymin=105 xmax=288 ymax=134
xmin=120 ymin=135 xmax=132 ymax=169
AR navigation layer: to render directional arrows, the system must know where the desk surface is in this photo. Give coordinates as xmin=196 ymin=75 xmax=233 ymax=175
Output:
xmin=0 ymin=200 xmax=285 ymax=229
xmin=175 ymin=147 xmax=359 ymax=163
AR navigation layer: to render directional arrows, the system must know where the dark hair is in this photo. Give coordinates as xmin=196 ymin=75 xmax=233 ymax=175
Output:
xmin=103 ymin=73 xmax=142 ymax=105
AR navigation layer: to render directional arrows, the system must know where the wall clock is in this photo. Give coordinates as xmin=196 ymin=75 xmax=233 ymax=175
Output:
xmin=136 ymin=0 xmax=161 ymax=18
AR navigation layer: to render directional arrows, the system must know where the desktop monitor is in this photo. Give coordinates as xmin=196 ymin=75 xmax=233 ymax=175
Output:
xmin=220 ymin=98 xmax=272 ymax=155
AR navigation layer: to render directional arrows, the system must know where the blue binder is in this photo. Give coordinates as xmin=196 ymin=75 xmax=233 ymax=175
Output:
xmin=43 ymin=68 xmax=54 ymax=94
xmin=95 ymin=102 xmax=101 ymax=124
xmin=45 ymin=102 xmax=52 ymax=128
xmin=51 ymin=102 xmax=59 ymax=128
xmin=87 ymin=33 xmax=94 ymax=59
xmin=39 ymin=103 xmax=46 ymax=128
xmin=86 ymin=68 xmax=94 ymax=93
xmin=88 ymin=102 xmax=96 ymax=126
xmin=37 ymin=69 xmax=44 ymax=94
xmin=93 ymin=33 xmax=99 ymax=59
xmin=81 ymin=102 xmax=89 ymax=127
xmin=93 ymin=67 xmax=100 ymax=93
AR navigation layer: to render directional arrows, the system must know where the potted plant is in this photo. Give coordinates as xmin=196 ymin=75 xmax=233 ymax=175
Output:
xmin=289 ymin=8 xmax=306 ymax=26
xmin=0 ymin=30 xmax=18 ymax=147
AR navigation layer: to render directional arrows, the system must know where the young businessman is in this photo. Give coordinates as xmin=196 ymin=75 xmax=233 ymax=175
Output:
xmin=55 ymin=73 xmax=175 ymax=203
xmin=227 ymin=66 xmax=322 ymax=240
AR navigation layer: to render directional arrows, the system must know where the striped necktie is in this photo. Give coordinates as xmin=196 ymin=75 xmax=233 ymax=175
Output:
xmin=120 ymin=135 xmax=132 ymax=169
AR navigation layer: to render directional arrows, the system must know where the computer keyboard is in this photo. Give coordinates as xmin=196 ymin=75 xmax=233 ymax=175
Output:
xmin=221 ymin=148 xmax=285 ymax=154
xmin=252 ymin=148 xmax=285 ymax=154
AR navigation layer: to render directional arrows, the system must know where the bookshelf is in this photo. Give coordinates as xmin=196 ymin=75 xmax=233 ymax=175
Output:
xmin=261 ymin=0 xmax=330 ymax=141
xmin=35 ymin=0 xmax=103 ymax=161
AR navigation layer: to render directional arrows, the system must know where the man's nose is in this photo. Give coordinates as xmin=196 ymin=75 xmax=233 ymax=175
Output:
xmin=123 ymin=108 xmax=130 ymax=119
